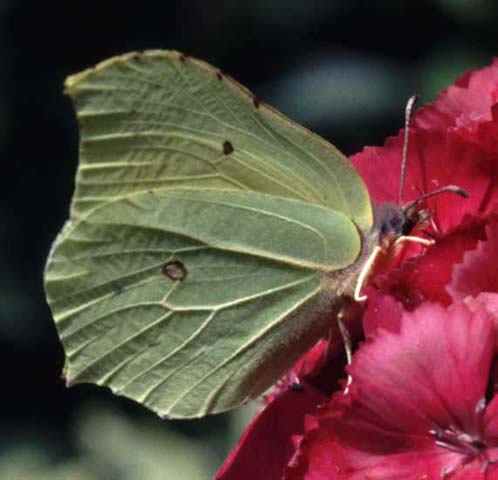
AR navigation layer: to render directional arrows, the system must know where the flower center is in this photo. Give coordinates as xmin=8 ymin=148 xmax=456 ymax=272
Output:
xmin=430 ymin=424 xmax=486 ymax=456
xmin=429 ymin=422 xmax=494 ymax=478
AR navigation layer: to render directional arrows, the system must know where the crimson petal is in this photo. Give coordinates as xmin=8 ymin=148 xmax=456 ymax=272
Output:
xmin=376 ymin=216 xmax=487 ymax=308
xmin=216 ymin=384 xmax=327 ymax=480
xmin=414 ymin=59 xmax=498 ymax=131
xmin=449 ymin=217 xmax=498 ymax=300
xmin=286 ymin=302 xmax=496 ymax=479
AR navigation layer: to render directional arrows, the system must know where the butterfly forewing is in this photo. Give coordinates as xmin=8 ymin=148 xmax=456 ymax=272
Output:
xmin=66 ymin=50 xmax=372 ymax=230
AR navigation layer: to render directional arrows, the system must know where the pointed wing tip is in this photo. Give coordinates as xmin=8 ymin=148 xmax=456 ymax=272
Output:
xmin=64 ymin=50 xmax=187 ymax=95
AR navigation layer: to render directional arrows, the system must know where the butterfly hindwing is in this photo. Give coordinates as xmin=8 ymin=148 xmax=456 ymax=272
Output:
xmin=46 ymin=189 xmax=361 ymax=417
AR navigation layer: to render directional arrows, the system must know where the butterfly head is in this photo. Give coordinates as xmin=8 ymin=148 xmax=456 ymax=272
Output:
xmin=372 ymin=202 xmax=427 ymax=251
xmin=373 ymin=185 xmax=468 ymax=251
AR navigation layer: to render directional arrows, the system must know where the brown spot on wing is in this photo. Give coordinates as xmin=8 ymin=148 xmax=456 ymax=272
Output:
xmin=162 ymin=260 xmax=187 ymax=281
xmin=223 ymin=140 xmax=234 ymax=155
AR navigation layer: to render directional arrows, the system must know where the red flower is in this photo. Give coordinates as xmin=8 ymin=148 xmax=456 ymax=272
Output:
xmin=286 ymin=301 xmax=498 ymax=479
xmin=376 ymin=216 xmax=488 ymax=308
xmin=449 ymin=218 xmax=498 ymax=301
xmin=352 ymin=61 xmax=498 ymax=232
xmin=352 ymin=59 xmax=498 ymax=310
xmin=217 ymin=315 xmax=363 ymax=480
xmin=216 ymin=383 xmax=328 ymax=480
xmin=414 ymin=58 xmax=498 ymax=159
xmin=216 ymin=305 xmax=365 ymax=480
xmin=216 ymin=60 xmax=498 ymax=480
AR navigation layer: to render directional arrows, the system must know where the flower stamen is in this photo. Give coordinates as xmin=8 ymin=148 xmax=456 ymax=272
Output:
xmin=430 ymin=422 xmax=492 ymax=478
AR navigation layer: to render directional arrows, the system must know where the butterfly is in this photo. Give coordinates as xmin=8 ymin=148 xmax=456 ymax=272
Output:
xmin=44 ymin=51 xmax=466 ymax=418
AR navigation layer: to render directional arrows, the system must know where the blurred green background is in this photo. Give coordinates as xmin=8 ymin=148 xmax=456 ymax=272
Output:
xmin=1 ymin=0 xmax=497 ymax=478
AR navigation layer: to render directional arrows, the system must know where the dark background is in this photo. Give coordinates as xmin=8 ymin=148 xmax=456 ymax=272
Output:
xmin=1 ymin=0 xmax=497 ymax=478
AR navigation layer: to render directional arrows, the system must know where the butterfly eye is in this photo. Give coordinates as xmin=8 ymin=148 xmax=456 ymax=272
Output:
xmin=389 ymin=214 xmax=404 ymax=236
xmin=401 ymin=217 xmax=416 ymax=236
xmin=374 ymin=204 xmax=404 ymax=238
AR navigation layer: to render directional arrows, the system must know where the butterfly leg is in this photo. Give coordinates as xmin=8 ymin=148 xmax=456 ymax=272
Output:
xmin=337 ymin=310 xmax=352 ymax=365
xmin=354 ymin=245 xmax=382 ymax=302
xmin=323 ymin=307 xmax=352 ymax=362
xmin=394 ymin=235 xmax=434 ymax=247
xmin=336 ymin=307 xmax=355 ymax=394
xmin=322 ymin=308 xmax=355 ymax=394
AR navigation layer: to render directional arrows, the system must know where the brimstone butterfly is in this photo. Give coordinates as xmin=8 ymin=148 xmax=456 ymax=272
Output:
xmin=44 ymin=51 xmax=465 ymax=418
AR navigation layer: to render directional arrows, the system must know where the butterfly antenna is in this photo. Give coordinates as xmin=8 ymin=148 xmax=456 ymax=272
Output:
xmin=399 ymin=95 xmax=419 ymax=205
xmin=403 ymin=185 xmax=469 ymax=212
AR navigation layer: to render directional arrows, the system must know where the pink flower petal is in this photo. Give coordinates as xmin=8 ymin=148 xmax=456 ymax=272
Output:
xmin=414 ymin=59 xmax=498 ymax=131
xmin=362 ymin=291 xmax=404 ymax=337
xmin=286 ymin=302 xmax=496 ymax=479
xmin=449 ymin=217 xmax=498 ymax=300
xmin=465 ymin=292 xmax=498 ymax=368
xmin=455 ymin=105 xmax=498 ymax=158
xmin=287 ymin=434 xmax=467 ymax=480
xmin=348 ymin=302 xmax=493 ymax=437
xmin=352 ymin=60 xmax=498 ymax=236
xmin=352 ymin=128 xmax=496 ymax=232
xmin=216 ymin=384 xmax=327 ymax=480
xmin=471 ymin=293 xmax=498 ymax=325
xmin=376 ymin=217 xmax=486 ymax=308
